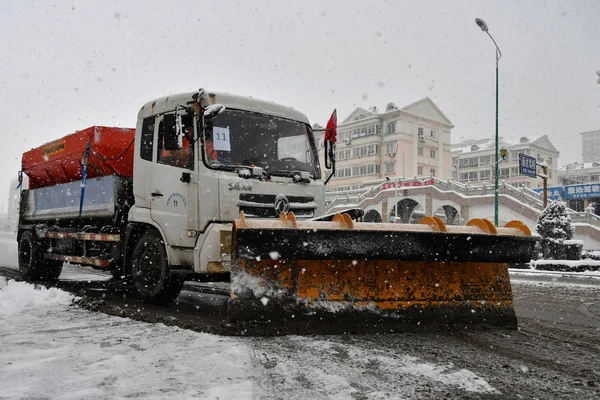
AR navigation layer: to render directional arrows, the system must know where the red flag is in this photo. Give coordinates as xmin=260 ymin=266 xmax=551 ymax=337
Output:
xmin=324 ymin=109 xmax=337 ymax=143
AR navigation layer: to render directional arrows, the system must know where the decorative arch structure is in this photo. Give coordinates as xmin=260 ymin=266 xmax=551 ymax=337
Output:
xmin=364 ymin=209 xmax=383 ymax=223
xmin=390 ymin=198 xmax=424 ymax=223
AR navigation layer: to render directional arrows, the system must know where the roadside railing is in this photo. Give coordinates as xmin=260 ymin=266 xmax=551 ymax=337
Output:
xmin=326 ymin=177 xmax=600 ymax=229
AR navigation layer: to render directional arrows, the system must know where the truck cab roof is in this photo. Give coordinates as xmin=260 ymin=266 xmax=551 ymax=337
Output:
xmin=137 ymin=90 xmax=311 ymax=125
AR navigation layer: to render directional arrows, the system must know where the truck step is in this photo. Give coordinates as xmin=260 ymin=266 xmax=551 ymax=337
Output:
xmin=45 ymin=253 xmax=111 ymax=268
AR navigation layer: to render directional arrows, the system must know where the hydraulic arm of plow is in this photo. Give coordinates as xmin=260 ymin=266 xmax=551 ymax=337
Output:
xmin=228 ymin=212 xmax=537 ymax=328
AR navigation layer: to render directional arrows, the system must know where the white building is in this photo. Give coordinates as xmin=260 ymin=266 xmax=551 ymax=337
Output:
xmin=580 ymin=129 xmax=600 ymax=163
xmin=319 ymin=97 xmax=454 ymax=193
xmin=556 ymin=162 xmax=600 ymax=212
xmin=451 ymin=135 xmax=560 ymax=188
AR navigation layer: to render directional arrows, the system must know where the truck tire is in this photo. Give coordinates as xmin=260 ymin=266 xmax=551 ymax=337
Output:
xmin=130 ymin=230 xmax=184 ymax=304
xmin=18 ymin=231 xmax=63 ymax=282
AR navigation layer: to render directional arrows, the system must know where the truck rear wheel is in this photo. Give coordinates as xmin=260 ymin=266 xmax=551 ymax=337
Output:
xmin=18 ymin=231 xmax=63 ymax=282
xmin=130 ymin=230 xmax=184 ymax=304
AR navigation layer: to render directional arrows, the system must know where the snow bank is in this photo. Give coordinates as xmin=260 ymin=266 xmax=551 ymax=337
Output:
xmin=0 ymin=278 xmax=254 ymax=399
xmin=530 ymin=259 xmax=600 ymax=273
xmin=0 ymin=278 xmax=75 ymax=317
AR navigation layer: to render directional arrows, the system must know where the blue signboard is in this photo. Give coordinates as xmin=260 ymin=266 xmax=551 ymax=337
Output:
xmin=564 ymin=183 xmax=600 ymax=200
xmin=533 ymin=184 xmax=600 ymax=200
xmin=519 ymin=153 xmax=537 ymax=178
xmin=532 ymin=186 xmax=563 ymax=201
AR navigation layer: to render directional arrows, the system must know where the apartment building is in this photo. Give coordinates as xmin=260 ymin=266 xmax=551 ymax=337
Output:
xmin=581 ymin=129 xmax=600 ymax=163
xmin=450 ymin=135 xmax=560 ymax=188
xmin=319 ymin=97 xmax=454 ymax=192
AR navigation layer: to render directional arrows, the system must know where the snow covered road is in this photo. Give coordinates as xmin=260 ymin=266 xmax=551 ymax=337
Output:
xmin=2 ymin=234 xmax=600 ymax=398
xmin=0 ymin=278 xmax=499 ymax=399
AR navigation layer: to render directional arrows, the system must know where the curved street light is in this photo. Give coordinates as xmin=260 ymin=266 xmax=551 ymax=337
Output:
xmin=475 ymin=17 xmax=503 ymax=226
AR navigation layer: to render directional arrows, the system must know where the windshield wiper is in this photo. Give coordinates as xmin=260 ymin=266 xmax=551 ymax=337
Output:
xmin=269 ymin=169 xmax=312 ymax=183
xmin=237 ymin=165 xmax=269 ymax=180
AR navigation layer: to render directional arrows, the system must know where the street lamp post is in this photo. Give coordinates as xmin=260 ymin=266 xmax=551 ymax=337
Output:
xmin=475 ymin=18 xmax=502 ymax=226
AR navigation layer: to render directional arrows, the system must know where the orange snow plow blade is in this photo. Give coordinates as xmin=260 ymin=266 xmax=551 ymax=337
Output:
xmin=228 ymin=213 xmax=536 ymax=329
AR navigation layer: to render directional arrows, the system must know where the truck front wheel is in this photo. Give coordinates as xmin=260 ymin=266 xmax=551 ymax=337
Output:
xmin=130 ymin=230 xmax=184 ymax=304
xmin=18 ymin=231 xmax=63 ymax=282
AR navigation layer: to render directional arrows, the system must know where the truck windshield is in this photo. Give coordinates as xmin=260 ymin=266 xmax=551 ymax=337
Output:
xmin=203 ymin=109 xmax=320 ymax=179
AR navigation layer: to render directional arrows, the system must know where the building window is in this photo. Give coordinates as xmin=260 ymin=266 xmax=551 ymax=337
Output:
xmin=430 ymin=149 xmax=436 ymax=158
xmin=479 ymin=155 xmax=491 ymax=165
xmin=350 ymin=164 xmax=380 ymax=177
xmin=430 ymin=130 xmax=436 ymax=138
xmin=385 ymin=141 xmax=396 ymax=155
xmin=418 ymin=127 xmax=424 ymax=136
xmin=417 ymin=166 xmax=423 ymax=175
xmin=500 ymin=168 xmax=509 ymax=178
xmin=348 ymin=144 xmax=380 ymax=159
xmin=385 ymin=161 xmax=395 ymax=173
xmin=430 ymin=168 xmax=436 ymax=177
xmin=452 ymin=157 xmax=458 ymax=166
xmin=418 ymin=147 xmax=423 ymax=156
xmin=386 ymin=121 xmax=396 ymax=134
xmin=480 ymin=170 xmax=490 ymax=179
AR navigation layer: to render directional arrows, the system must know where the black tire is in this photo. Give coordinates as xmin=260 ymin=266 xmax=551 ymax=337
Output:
xmin=18 ymin=231 xmax=63 ymax=282
xmin=130 ymin=230 xmax=184 ymax=304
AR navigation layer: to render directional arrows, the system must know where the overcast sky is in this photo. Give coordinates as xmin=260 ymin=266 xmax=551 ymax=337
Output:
xmin=0 ymin=0 xmax=598 ymax=202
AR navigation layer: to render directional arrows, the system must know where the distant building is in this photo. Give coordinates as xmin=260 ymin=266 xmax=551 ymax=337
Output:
xmin=558 ymin=162 xmax=600 ymax=186
xmin=557 ymin=162 xmax=600 ymax=212
xmin=318 ymin=97 xmax=454 ymax=193
xmin=580 ymin=129 xmax=600 ymax=163
xmin=451 ymin=135 xmax=560 ymax=188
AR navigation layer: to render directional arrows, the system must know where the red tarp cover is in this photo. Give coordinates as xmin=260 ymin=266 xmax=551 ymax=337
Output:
xmin=22 ymin=126 xmax=135 ymax=189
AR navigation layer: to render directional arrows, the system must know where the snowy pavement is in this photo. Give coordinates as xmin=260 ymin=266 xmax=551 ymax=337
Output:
xmin=3 ymin=233 xmax=600 ymax=398
xmin=0 ymin=278 xmax=499 ymax=399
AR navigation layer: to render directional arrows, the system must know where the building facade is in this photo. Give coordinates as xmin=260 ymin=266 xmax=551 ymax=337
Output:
xmin=320 ymin=97 xmax=454 ymax=193
xmin=554 ymin=162 xmax=600 ymax=212
xmin=451 ymin=135 xmax=560 ymax=188
xmin=581 ymin=129 xmax=600 ymax=163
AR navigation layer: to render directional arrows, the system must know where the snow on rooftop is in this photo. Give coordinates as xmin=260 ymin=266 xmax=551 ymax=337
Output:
xmin=452 ymin=135 xmax=545 ymax=154
xmin=557 ymin=161 xmax=600 ymax=171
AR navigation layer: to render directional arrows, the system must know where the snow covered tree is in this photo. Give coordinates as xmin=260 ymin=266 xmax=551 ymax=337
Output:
xmin=536 ymin=200 xmax=574 ymax=259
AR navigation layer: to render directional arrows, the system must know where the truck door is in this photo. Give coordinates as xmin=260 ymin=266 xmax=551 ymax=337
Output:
xmin=149 ymin=113 xmax=198 ymax=248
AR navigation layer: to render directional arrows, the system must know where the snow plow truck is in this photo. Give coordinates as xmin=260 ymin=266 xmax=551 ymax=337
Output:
xmin=17 ymin=89 xmax=536 ymax=328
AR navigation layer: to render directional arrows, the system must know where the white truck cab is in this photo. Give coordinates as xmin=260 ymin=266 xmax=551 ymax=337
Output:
xmin=129 ymin=90 xmax=326 ymax=279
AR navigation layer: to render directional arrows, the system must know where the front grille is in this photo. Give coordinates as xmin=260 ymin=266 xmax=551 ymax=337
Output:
xmin=238 ymin=193 xmax=316 ymax=218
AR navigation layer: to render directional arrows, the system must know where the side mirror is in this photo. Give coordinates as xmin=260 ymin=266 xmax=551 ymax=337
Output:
xmin=204 ymin=104 xmax=225 ymax=120
xmin=163 ymin=114 xmax=181 ymax=151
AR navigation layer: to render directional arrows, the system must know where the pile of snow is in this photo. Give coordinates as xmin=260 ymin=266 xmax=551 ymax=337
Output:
xmin=530 ymin=259 xmax=600 ymax=273
xmin=0 ymin=278 xmax=75 ymax=317
xmin=0 ymin=278 xmax=254 ymax=399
